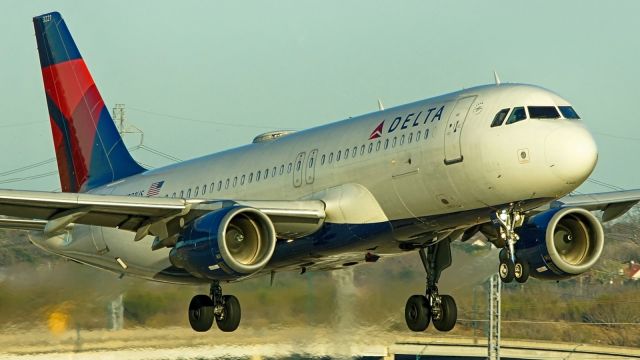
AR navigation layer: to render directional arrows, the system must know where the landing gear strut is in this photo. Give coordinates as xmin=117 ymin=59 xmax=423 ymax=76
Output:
xmin=188 ymin=281 xmax=241 ymax=332
xmin=492 ymin=208 xmax=530 ymax=284
xmin=405 ymin=238 xmax=457 ymax=332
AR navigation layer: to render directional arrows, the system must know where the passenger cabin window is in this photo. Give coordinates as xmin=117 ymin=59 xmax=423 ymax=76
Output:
xmin=256 ymin=171 xmax=261 ymax=182
xmin=194 ymin=187 xmax=199 ymax=197
xmin=241 ymin=175 xmax=245 ymax=185
xmin=376 ymin=140 xmax=381 ymax=151
xmin=180 ymin=190 xmax=184 ymax=198
xmin=329 ymin=152 xmax=334 ymax=163
xmin=559 ymin=106 xmax=580 ymax=119
xmin=249 ymin=173 xmax=253 ymax=183
xmin=321 ymin=154 xmax=326 ymax=165
xmin=287 ymin=163 xmax=292 ymax=173
xmin=225 ymin=179 xmax=229 ymax=189
xmin=279 ymin=165 xmax=284 ymax=175
xmin=217 ymin=181 xmax=222 ymax=191
xmin=202 ymin=184 xmax=206 ymax=194
xmin=186 ymin=189 xmax=191 ymax=198
xmin=491 ymin=108 xmax=510 ymax=127
xmin=506 ymin=107 xmax=527 ymax=124
xmin=528 ymin=106 xmax=560 ymax=119
xmin=210 ymin=183 xmax=214 ymax=193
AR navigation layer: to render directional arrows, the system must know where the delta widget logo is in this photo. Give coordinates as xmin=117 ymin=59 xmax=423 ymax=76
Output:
xmin=369 ymin=121 xmax=384 ymax=140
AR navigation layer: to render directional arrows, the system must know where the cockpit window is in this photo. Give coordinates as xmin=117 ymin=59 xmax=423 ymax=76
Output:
xmin=528 ymin=106 xmax=560 ymax=119
xmin=491 ymin=108 xmax=510 ymax=127
xmin=506 ymin=107 xmax=526 ymax=124
xmin=559 ymin=106 xmax=581 ymax=119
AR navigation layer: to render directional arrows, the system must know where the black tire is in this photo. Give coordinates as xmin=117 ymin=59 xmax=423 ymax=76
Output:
xmin=514 ymin=260 xmax=530 ymax=283
xmin=499 ymin=258 xmax=515 ymax=283
xmin=216 ymin=295 xmax=241 ymax=332
xmin=405 ymin=295 xmax=430 ymax=332
xmin=188 ymin=295 xmax=214 ymax=332
xmin=432 ymin=295 xmax=457 ymax=332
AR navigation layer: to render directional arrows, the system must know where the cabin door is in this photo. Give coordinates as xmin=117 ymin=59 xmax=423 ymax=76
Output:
xmin=444 ymin=96 xmax=476 ymax=164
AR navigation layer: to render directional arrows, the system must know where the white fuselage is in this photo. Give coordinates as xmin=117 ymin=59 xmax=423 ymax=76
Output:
xmin=31 ymin=83 xmax=598 ymax=283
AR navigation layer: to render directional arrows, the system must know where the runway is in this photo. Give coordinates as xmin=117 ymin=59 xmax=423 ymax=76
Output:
xmin=1 ymin=327 xmax=638 ymax=359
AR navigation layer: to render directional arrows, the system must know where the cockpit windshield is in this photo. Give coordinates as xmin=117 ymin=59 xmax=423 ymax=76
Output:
xmin=505 ymin=107 xmax=526 ymax=124
xmin=528 ymin=106 xmax=560 ymax=119
xmin=559 ymin=106 xmax=581 ymax=119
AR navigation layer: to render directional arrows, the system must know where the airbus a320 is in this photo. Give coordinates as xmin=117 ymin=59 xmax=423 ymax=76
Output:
xmin=1 ymin=12 xmax=638 ymax=333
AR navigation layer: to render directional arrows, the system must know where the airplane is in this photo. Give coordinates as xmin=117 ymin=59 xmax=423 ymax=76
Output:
xmin=1 ymin=11 xmax=639 ymax=333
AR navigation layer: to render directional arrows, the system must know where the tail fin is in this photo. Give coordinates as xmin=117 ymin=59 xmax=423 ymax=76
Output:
xmin=33 ymin=12 xmax=144 ymax=193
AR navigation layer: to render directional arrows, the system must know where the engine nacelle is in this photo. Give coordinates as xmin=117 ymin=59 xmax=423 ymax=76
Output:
xmin=514 ymin=207 xmax=604 ymax=280
xmin=169 ymin=206 xmax=276 ymax=281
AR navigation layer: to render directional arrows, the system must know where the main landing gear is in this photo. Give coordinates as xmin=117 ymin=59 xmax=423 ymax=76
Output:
xmin=405 ymin=239 xmax=458 ymax=332
xmin=188 ymin=281 xmax=241 ymax=332
xmin=492 ymin=208 xmax=530 ymax=284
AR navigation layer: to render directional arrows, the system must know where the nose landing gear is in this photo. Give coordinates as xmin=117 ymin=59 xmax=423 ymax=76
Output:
xmin=188 ymin=281 xmax=241 ymax=332
xmin=404 ymin=239 xmax=458 ymax=332
xmin=492 ymin=208 xmax=530 ymax=284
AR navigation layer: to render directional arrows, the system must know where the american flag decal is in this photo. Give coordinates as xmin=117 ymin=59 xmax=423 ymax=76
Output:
xmin=147 ymin=181 xmax=165 ymax=197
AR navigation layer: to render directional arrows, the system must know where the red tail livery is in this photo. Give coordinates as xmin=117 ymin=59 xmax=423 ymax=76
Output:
xmin=33 ymin=12 xmax=144 ymax=192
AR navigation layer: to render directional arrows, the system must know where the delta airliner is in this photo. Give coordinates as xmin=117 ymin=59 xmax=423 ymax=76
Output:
xmin=1 ymin=12 xmax=639 ymax=333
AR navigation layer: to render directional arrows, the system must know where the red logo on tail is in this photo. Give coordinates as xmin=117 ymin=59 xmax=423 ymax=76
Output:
xmin=369 ymin=121 xmax=384 ymax=139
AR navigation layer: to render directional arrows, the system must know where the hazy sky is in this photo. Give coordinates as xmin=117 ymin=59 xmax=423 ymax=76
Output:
xmin=1 ymin=1 xmax=639 ymax=193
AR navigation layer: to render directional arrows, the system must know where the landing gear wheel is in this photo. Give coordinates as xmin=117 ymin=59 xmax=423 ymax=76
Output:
xmin=499 ymin=258 xmax=515 ymax=283
xmin=216 ymin=295 xmax=241 ymax=332
xmin=188 ymin=295 xmax=215 ymax=332
xmin=514 ymin=260 xmax=530 ymax=283
xmin=405 ymin=295 xmax=430 ymax=332
xmin=432 ymin=295 xmax=457 ymax=332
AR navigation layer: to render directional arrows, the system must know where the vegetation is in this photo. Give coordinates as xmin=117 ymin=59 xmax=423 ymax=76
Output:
xmin=0 ymin=210 xmax=639 ymax=346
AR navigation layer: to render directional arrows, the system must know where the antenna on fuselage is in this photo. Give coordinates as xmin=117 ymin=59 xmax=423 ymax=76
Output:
xmin=493 ymin=70 xmax=501 ymax=86
xmin=377 ymin=98 xmax=385 ymax=111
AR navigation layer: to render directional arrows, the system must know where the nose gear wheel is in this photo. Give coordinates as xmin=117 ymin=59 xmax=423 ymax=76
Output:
xmin=492 ymin=207 xmax=530 ymax=284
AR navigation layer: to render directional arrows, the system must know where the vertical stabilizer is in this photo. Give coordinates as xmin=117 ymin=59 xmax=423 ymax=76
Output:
xmin=33 ymin=12 xmax=144 ymax=192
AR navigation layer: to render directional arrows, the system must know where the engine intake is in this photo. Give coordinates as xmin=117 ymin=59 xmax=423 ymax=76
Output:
xmin=170 ymin=206 xmax=276 ymax=280
xmin=515 ymin=207 xmax=604 ymax=280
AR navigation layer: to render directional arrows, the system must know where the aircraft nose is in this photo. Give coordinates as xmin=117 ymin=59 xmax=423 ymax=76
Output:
xmin=544 ymin=124 xmax=598 ymax=185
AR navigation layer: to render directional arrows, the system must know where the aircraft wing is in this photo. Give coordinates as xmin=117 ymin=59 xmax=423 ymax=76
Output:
xmin=543 ymin=189 xmax=640 ymax=222
xmin=0 ymin=189 xmax=325 ymax=245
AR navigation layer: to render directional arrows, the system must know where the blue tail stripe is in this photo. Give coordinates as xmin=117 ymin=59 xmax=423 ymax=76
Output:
xmin=33 ymin=12 xmax=81 ymax=68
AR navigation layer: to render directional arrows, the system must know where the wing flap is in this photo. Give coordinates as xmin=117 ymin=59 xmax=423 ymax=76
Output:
xmin=0 ymin=218 xmax=47 ymax=231
xmin=0 ymin=189 xmax=326 ymax=243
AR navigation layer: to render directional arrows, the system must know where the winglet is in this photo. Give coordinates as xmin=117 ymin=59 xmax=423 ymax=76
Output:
xmin=377 ymin=98 xmax=385 ymax=111
xmin=493 ymin=70 xmax=501 ymax=86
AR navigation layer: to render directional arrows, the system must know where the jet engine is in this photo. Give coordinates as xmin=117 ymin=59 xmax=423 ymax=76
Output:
xmin=514 ymin=207 xmax=604 ymax=280
xmin=169 ymin=206 xmax=276 ymax=280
